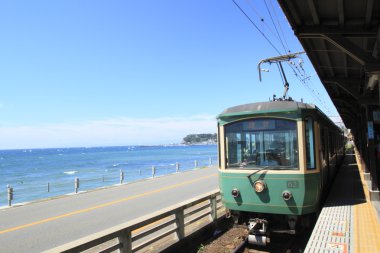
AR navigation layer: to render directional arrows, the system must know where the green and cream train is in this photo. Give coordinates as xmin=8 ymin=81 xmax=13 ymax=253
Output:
xmin=217 ymin=100 xmax=344 ymax=245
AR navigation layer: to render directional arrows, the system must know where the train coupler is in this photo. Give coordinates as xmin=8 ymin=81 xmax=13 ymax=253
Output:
xmin=247 ymin=218 xmax=270 ymax=246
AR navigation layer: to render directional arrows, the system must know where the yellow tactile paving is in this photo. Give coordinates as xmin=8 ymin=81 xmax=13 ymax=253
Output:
xmin=306 ymin=151 xmax=380 ymax=253
xmin=354 ymin=150 xmax=380 ymax=253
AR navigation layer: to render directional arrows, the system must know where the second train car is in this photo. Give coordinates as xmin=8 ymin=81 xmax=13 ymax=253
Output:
xmin=217 ymin=100 xmax=344 ymax=245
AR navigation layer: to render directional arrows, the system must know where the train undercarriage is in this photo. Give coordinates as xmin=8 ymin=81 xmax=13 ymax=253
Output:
xmin=227 ymin=210 xmax=315 ymax=246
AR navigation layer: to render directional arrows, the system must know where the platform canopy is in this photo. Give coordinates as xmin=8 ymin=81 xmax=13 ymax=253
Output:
xmin=277 ymin=0 xmax=380 ymax=134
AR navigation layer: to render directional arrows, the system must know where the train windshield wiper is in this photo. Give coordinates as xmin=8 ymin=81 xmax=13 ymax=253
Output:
xmin=247 ymin=166 xmax=269 ymax=178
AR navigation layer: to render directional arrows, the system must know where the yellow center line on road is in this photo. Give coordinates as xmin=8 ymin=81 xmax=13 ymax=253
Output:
xmin=0 ymin=173 xmax=217 ymax=235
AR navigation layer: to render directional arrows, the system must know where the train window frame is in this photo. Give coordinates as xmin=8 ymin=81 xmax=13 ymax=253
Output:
xmin=223 ymin=118 xmax=299 ymax=171
xmin=305 ymin=117 xmax=316 ymax=170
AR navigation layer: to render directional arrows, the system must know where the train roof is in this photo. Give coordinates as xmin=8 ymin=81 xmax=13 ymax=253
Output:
xmin=219 ymin=101 xmax=316 ymax=116
xmin=218 ymin=100 xmax=341 ymax=133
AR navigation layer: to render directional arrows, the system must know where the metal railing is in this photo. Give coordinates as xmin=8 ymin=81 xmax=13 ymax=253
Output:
xmin=43 ymin=190 xmax=224 ymax=253
xmin=3 ymin=158 xmax=215 ymax=207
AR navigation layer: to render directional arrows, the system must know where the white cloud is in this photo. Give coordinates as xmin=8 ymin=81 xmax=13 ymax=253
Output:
xmin=0 ymin=115 xmax=217 ymax=149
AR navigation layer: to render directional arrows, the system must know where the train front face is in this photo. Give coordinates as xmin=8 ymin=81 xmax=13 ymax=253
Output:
xmin=217 ymin=105 xmax=321 ymax=218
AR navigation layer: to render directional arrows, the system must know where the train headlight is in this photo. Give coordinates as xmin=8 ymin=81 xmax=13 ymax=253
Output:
xmin=253 ymin=180 xmax=266 ymax=193
xmin=231 ymin=188 xmax=240 ymax=198
xmin=282 ymin=190 xmax=293 ymax=201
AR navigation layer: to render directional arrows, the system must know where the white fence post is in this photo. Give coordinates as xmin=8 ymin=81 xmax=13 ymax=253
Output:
xmin=7 ymin=185 xmax=13 ymax=207
xmin=75 ymin=177 xmax=79 ymax=193
xmin=152 ymin=166 xmax=156 ymax=178
xmin=120 ymin=170 xmax=124 ymax=184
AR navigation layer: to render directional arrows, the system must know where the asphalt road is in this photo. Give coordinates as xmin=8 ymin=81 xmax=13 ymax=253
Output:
xmin=0 ymin=167 xmax=219 ymax=253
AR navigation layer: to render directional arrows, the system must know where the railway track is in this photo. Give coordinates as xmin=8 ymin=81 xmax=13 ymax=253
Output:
xmin=197 ymin=220 xmax=313 ymax=253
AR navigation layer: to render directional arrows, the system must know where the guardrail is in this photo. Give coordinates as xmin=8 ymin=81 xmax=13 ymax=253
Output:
xmin=43 ymin=190 xmax=224 ymax=253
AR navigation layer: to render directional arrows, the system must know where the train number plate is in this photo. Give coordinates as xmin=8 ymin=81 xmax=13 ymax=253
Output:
xmin=287 ymin=181 xmax=299 ymax=188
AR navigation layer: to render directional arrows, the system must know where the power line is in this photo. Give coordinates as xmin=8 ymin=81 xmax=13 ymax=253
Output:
xmin=267 ymin=0 xmax=290 ymax=52
xmin=232 ymin=0 xmax=306 ymax=83
xmin=263 ymin=0 xmax=288 ymax=54
xmin=243 ymin=0 xmax=284 ymax=50
xmin=299 ymin=74 xmax=333 ymax=115
xmin=243 ymin=0 xmax=290 ymax=55
xmin=231 ymin=0 xmax=282 ymax=55
xmin=232 ymin=0 xmax=336 ymax=116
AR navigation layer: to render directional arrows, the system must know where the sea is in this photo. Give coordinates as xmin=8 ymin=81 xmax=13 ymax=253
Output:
xmin=0 ymin=145 xmax=217 ymax=207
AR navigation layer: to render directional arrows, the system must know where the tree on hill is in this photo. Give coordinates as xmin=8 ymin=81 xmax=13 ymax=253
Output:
xmin=182 ymin=133 xmax=217 ymax=144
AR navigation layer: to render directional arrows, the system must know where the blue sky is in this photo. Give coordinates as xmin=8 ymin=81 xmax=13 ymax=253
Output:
xmin=0 ymin=0 xmax=340 ymax=149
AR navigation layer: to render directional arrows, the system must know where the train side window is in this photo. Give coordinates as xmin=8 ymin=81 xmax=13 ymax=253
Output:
xmin=305 ymin=118 xmax=315 ymax=170
xmin=320 ymin=128 xmax=326 ymax=162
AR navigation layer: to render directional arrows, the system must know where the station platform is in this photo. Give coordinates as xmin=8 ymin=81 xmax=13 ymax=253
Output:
xmin=305 ymin=151 xmax=380 ymax=253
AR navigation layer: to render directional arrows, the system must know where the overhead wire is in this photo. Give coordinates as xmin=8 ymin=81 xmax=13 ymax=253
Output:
xmin=261 ymin=0 xmax=330 ymax=111
xmin=243 ymin=0 xmax=291 ymax=55
xmin=263 ymin=0 xmax=288 ymax=54
xmin=231 ymin=0 xmax=335 ymax=116
xmin=231 ymin=0 xmax=282 ymax=55
xmin=260 ymin=0 xmax=307 ymax=80
xmin=243 ymin=0 xmax=286 ymax=53
xmin=232 ymin=0 xmax=299 ymax=86
xmin=232 ymin=0 xmax=303 ymax=87
xmin=267 ymin=0 xmax=291 ymax=52
xmin=303 ymin=76 xmax=334 ymax=115
xmin=264 ymin=1 xmax=333 ymax=113
xmin=233 ymin=0 xmax=305 ymax=81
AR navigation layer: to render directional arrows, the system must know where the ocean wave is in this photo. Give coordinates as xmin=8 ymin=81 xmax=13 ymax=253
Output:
xmin=64 ymin=170 xmax=78 ymax=175
xmin=110 ymin=162 xmax=128 ymax=168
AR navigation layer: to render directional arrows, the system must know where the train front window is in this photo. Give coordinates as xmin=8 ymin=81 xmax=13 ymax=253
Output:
xmin=224 ymin=118 xmax=299 ymax=170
